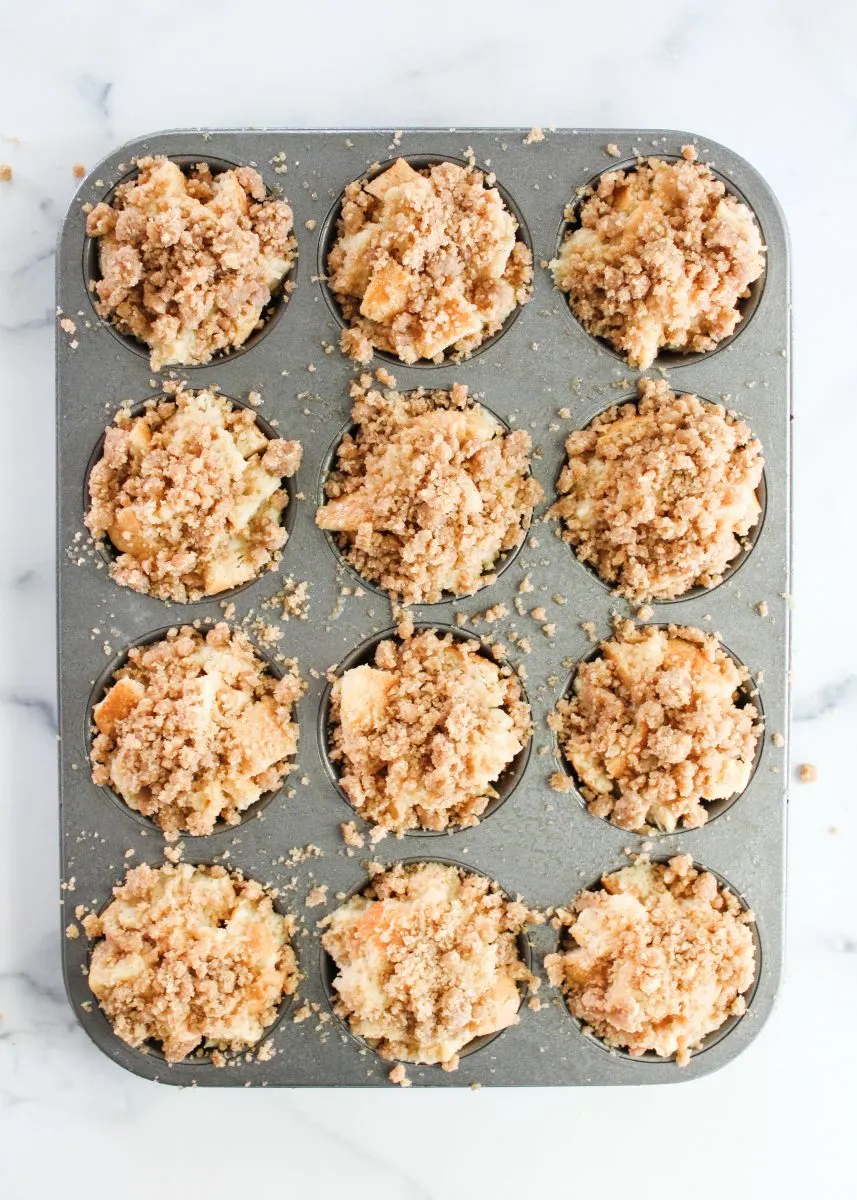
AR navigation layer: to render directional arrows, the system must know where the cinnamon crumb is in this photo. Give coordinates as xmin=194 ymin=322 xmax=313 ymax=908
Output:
xmin=85 ymin=388 xmax=301 ymax=602
xmin=90 ymin=624 xmax=301 ymax=837
xmin=86 ymin=862 xmax=298 ymax=1062
xmin=322 ymin=862 xmax=537 ymax=1066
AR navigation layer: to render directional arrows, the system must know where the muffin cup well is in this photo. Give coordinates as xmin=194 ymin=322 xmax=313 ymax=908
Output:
xmin=551 ymin=624 xmax=765 ymax=834
xmin=319 ymin=855 xmax=534 ymax=1065
xmin=551 ymin=154 xmax=767 ymax=369
xmin=317 ymin=153 xmax=533 ymax=367
xmin=85 ymin=624 xmax=300 ymax=837
xmin=82 ymin=154 xmax=298 ymax=367
xmin=317 ymin=624 xmax=533 ymax=837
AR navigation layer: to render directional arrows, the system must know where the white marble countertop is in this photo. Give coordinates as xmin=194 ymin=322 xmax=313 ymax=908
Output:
xmin=1 ymin=1 xmax=855 ymax=1195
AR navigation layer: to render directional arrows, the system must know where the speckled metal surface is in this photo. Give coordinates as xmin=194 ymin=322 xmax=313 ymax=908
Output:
xmin=56 ymin=128 xmax=790 ymax=1087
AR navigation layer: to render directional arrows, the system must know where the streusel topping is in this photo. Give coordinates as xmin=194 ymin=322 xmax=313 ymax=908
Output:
xmin=321 ymin=861 xmax=537 ymax=1066
xmin=549 ymin=621 xmax=760 ymax=831
xmin=317 ymin=375 xmax=542 ymax=603
xmin=327 ymin=158 xmax=533 ymax=364
xmin=329 ymin=630 xmax=531 ymax=833
xmin=546 ymin=855 xmax=756 ymax=1064
xmin=86 ymin=388 xmax=301 ymax=602
xmin=86 ymin=156 xmax=296 ymax=370
xmin=91 ymin=623 xmax=300 ymax=837
xmin=550 ymin=146 xmax=765 ymax=368
xmin=549 ymin=379 xmax=764 ymax=600
xmin=85 ymin=862 xmax=298 ymax=1062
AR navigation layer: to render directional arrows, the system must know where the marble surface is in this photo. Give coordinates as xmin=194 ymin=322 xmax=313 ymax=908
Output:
xmin=1 ymin=0 xmax=855 ymax=1195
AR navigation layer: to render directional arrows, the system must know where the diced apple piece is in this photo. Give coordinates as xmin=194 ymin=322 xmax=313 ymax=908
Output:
xmin=94 ymin=677 xmax=145 ymax=736
xmin=360 ymin=261 xmax=415 ymax=322
xmin=365 ymin=159 xmax=425 ymax=200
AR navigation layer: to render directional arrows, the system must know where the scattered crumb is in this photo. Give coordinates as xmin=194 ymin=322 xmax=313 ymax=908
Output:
xmin=73 ymin=163 xmax=86 ymax=178
xmin=771 ymin=731 xmax=785 ymax=748
xmin=305 ymin=884 xmax=328 ymax=909
xmin=755 ymin=601 xmax=769 ymax=617
xmin=0 ymin=164 xmax=12 ymax=182
xmin=798 ymin=763 xmax=817 ymax=784
xmin=389 ymin=1063 xmax=411 ymax=1087
xmin=524 ymin=127 xmax=545 ymax=144
xmin=340 ymin=821 xmax=365 ymax=849
xmin=606 ymin=143 xmax=620 ymax=157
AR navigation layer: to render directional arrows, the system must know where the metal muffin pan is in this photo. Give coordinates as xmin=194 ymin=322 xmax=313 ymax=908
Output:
xmin=56 ymin=127 xmax=791 ymax=1087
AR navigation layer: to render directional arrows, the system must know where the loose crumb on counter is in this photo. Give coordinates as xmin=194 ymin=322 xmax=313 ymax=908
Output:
xmin=798 ymin=763 xmax=817 ymax=784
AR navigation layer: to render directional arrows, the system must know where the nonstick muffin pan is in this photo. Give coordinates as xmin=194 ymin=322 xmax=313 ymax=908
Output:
xmin=56 ymin=127 xmax=791 ymax=1087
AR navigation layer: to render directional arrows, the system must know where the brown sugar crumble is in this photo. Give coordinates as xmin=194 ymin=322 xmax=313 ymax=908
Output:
xmin=90 ymin=623 xmax=301 ymax=837
xmin=326 ymin=158 xmax=533 ymax=364
xmin=85 ymin=861 xmax=298 ymax=1062
xmin=329 ymin=629 xmax=531 ymax=834
xmin=86 ymin=156 xmax=296 ymax=370
xmin=317 ymin=376 xmax=542 ymax=604
xmin=321 ymin=861 xmax=538 ymax=1066
xmin=799 ymin=763 xmax=817 ymax=784
xmin=550 ymin=146 xmax=765 ymax=368
xmin=85 ymin=388 xmax=301 ymax=602
xmin=546 ymin=855 xmax=756 ymax=1065
xmin=550 ymin=621 xmax=761 ymax=832
xmin=548 ymin=379 xmax=764 ymax=600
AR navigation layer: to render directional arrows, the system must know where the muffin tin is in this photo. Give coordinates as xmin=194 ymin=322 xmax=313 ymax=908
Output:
xmin=57 ymin=127 xmax=791 ymax=1087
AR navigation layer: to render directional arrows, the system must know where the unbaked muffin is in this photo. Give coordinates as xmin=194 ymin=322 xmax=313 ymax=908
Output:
xmin=321 ymin=861 xmax=538 ymax=1068
xmin=86 ymin=156 xmax=296 ymax=370
xmin=84 ymin=861 xmax=298 ymax=1062
xmin=85 ymin=387 xmax=302 ymax=602
xmin=549 ymin=621 xmax=761 ymax=832
xmin=317 ymin=374 xmax=542 ymax=603
xmin=326 ymin=158 xmax=533 ymax=363
xmin=545 ymin=855 xmax=756 ymax=1064
xmin=549 ymin=378 xmax=764 ymax=600
xmin=328 ymin=629 xmax=530 ymax=834
xmin=90 ymin=623 xmax=301 ymax=837
xmin=550 ymin=146 xmax=765 ymax=368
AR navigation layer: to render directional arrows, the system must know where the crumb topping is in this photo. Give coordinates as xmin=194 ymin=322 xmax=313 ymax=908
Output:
xmin=317 ymin=376 xmax=542 ymax=604
xmin=327 ymin=158 xmax=532 ymax=364
xmin=546 ymin=855 xmax=756 ymax=1064
xmin=550 ymin=147 xmax=765 ymax=368
xmin=329 ymin=630 xmax=530 ymax=833
xmin=86 ymin=156 xmax=296 ymax=370
xmin=321 ymin=862 xmax=536 ymax=1066
xmin=549 ymin=379 xmax=764 ymax=600
xmin=85 ymin=862 xmax=298 ymax=1062
xmin=550 ymin=621 xmax=761 ymax=831
xmin=90 ymin=623 xmax=301 ymax=837
xmin=86 ymin=388 xmax=301 ymax=602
